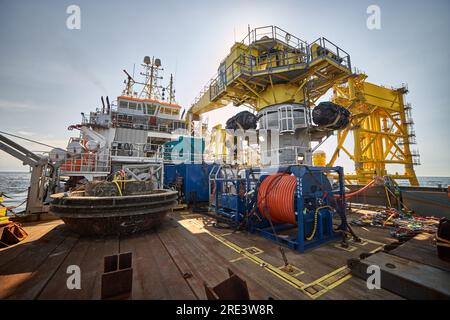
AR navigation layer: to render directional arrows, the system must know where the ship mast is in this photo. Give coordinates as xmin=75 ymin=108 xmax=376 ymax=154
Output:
xmin=140 ymin=56 xmax=163 ymax=100
xmin=122 ymin=69 xmax=135 ymax=96
xmin=122 ymin=56 xmax=175 ymax=102
xmin=168 ymin=73 xmax=175 ymax=104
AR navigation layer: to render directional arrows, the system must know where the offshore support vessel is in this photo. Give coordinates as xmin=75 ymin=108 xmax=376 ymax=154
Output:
xmin=58 ymin=55 xmax=187 ymax=183
xmin=0 ymin=26 xmax=449 ymax=300
xmin=48 ymin=56 xmax=188 ymax=236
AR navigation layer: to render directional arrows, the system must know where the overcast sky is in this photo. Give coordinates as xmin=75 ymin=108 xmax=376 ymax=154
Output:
xmin=0 ymin=0 xmax=449 ymax=176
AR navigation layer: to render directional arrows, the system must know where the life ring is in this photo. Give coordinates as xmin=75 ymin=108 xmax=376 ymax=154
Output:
xmin=123 ymin=143 xmax=130 ymax=150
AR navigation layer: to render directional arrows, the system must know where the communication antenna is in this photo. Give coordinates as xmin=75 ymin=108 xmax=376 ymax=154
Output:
xmin=168 ymin=73 xmax=176 ymax=104
xmin=140 ymin=56 xmax=164 ymax=99
xmin=122 ymin=69 xmax=136 ymax=96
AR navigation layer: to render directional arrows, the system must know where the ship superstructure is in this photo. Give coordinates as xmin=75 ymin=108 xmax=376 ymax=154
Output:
xmin=59 ymin=56 xmax=187 ymax=181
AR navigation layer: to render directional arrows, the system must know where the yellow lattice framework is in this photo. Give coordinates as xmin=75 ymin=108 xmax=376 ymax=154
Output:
xmin=329 ymin=74 xmax=420 ymax=185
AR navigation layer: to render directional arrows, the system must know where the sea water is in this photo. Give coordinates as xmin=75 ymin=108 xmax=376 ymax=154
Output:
xmin=0 ymin=171 xmax=449 ymax=213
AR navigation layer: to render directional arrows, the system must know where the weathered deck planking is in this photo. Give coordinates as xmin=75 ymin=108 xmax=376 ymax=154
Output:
xmin=176 ymin=213 xmax=398 ymax=300
xmin=0 ymin=210 xmax=433 ymax=300
xmin=38 ymin=236 xmax=118 ymax=299
xmin=0 ymin=223 xmax=69 ymax=299
xmin=0 ymin=220 xmax=61 ymax=268
xmin=389 ymin=233 xmax=450 ymax=272
xmin=8 ymin=233 xmax=79 ymax=299
xmin=120 ymin=231 xmax=196 ymax=299
xmin=159 ymin=214 xmax=285 ymax=299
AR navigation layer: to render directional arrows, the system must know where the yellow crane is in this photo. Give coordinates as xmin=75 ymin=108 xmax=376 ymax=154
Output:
xmin=187 ymin=26 xmax=419 ymax=185
xmin=187 ymin=26 xmax=351 ymax=127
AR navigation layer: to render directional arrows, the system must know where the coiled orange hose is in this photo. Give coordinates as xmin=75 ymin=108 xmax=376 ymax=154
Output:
xmin=257 ymin=174 xmax=297 ymax=225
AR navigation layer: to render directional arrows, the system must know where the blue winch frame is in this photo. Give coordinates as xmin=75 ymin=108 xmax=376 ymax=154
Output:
xmin=209 ymin=165 xmax=248 ymax=222
xmin=209 ymin=165 xmax=346 ymax=253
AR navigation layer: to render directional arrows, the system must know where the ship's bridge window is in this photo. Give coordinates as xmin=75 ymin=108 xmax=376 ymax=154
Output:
xmin=161 ymin=107 xmax=172 ymax=115
xmin=137 ymin=103 xmax=143 ymax=112
xmin=119 ymin=100 xmax=128 ymax=109
xmin=146 ymin=103 xmax=156 ymax=115
xmin=128 ymin=102 xmax=137 ymax=110
xmin=172 ymin=109 xmax=179 ymax=116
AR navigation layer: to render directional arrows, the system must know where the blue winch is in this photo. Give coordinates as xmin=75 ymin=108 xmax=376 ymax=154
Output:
xmin=209 ymin=165 xmax=348 ymax=252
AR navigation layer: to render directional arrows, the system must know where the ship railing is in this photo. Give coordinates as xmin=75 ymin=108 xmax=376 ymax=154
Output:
xmin=209 ymin=50 xmax=308 ymax=101
xmin=308 ymin=37 xmax=351 ymax=70
xmin=208 ymin=44 xmax=349 ymax=101
xmin=241 ymin=25 xmax=308 ymax=50
xmin=111 ymin=142 xmax=164 ymax=160
xmin=194 ymin=26 xmax=351 ymax=106
xmin=191 ymin=77 xmax=217 ymax=107
xmin=59 ymin=152 xmax=111 ymax=175
xmin=160 ymin=151 xmax=206 ymax=163
xmin=112 ymin=118 xmax=186 ymax=134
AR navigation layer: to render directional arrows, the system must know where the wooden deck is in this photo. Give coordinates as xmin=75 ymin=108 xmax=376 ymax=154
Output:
xmin=0 ymin=211 xmax=405 ymax=300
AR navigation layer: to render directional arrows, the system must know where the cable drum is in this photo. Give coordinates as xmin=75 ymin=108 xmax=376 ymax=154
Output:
xmin=257 ymin=173 xmax=297 ymax=225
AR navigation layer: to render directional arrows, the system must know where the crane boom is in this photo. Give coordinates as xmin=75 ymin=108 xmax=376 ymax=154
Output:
xmin=0 ymin=134 xmax=59 ymax=215
xmin=0 ymin=134 xmax=42 ymax=166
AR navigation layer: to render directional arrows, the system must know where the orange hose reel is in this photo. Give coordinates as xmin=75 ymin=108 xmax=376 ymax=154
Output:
xmin=257 ymin=173 xmax=297 ymax=225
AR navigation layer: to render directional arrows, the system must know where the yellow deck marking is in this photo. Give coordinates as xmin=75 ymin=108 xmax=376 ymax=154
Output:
xmin=333 ymin=243 xmax=357 ymax=252
xmin=353 ymin=240 xmax=369 ymax=246
xmin=230 ymin=247 xmax=263 ymax=262
xmin=178 ymin=213 xmax=202 ymax=219
xmin=360 ymin=237 xmax=385 ymax=246
xmin=185 ymin=217 xmax=386 ymax=299
xmin=229 ymin=257 xmax=246 ymax=263
xmin=278 ymin=264 xmax=305 ymax=277
xmin=245 ymin=246 xmax=263 ymax=255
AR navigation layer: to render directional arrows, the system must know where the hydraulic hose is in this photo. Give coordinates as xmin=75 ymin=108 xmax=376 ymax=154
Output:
xmin=306 ymin=206 xmax=333 ymax=241
xmin=335 ymin=178 xmax=379 ymax=200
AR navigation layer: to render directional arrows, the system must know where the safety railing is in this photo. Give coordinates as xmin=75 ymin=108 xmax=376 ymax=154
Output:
xmin=60 ymin=153 xmax=111 ymax=175
xmin=111 ymin=142 xmax=159 ymax=158
xmin=242 ymin=25 xmax=308 ymax=50
xmin=308 ymin=37 xmax=351 ymax=70
xmin=111 ymin=117 xmax=186 ymax=134
xmin=208 ymin=51 xmax=308 ymax=101
xmin=193 ymin=27 xmax=351 ymax=106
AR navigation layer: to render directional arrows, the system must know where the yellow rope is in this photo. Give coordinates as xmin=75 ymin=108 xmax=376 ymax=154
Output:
xmin=113 ymin=180 xmax=123 ymax=196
